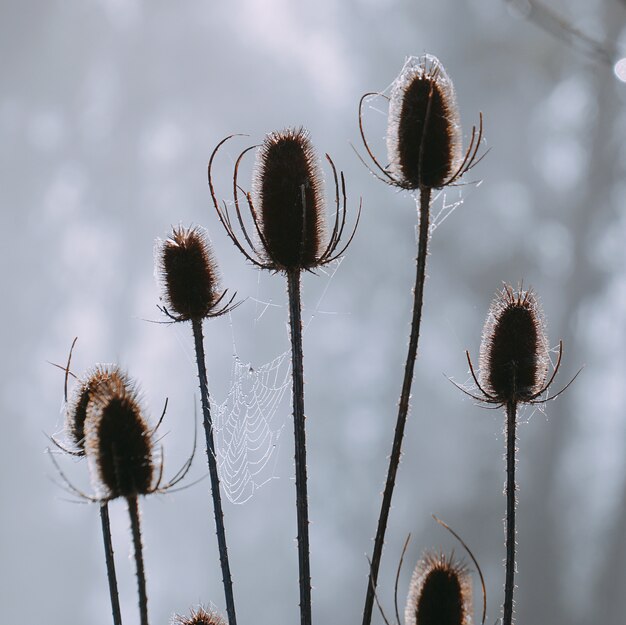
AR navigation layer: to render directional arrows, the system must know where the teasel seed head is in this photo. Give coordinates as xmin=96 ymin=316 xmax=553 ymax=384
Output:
xmin=157 ymin=225 xmax=231 ymax=322
xmin=387 ymin=55 xmax=462 ymax=190
xmin=253 ymin=127 xmax=325 ymax=271
xmin=479 ymin=285 xmax=549 ymax=404
xmin=85 ymin=373 xmax=155 ymax=499
xmin=173 ymin=607 xmax=227 ymax=625
xmin=65 ymin=364 xmax=129 ymax=453
xmin=405 ymin=552 xmax=472 ymax=625
xmin=210 ymin=128 xmax=359 ymax=272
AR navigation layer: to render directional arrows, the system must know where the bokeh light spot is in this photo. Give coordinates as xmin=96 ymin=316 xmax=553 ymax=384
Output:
xmin=614 ymin=58 xmax=626 ymax=82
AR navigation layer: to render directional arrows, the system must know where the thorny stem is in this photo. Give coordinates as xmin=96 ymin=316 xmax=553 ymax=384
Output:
xmin=192 ymin=318 xmax=237 ymax=625
xmin=100 ymin=503 xmax=123 ymax=625
xmin=286 ymin=269 xmax=312 ymax=625
xmin=127 ymin=495 xmax=148 ymax=625
xmin=503 ymin=399 xmax=518 ymax=625
xmin=362 ymin=186 xmax=431 ymax=625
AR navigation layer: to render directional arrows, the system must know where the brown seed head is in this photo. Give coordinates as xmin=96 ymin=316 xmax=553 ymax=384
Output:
xmin=405 ymin=552 xmax=472 ymax=625
xmin=387 ymin=55 xmax=462 ymax=190
xmin=172 ymin=607 xmax=227 ymax=625
xmin=157 ymin=225 xmax=223 ymax=321
xmin=479 ymin=285 xmax=549 ymax=403
xmin=253 ymin=127 xmax=325 ymax=271
xmin=85 ymin=373 xmax=155 ymax=499
xmin=65 ymin=365 xmax=129 ymax=453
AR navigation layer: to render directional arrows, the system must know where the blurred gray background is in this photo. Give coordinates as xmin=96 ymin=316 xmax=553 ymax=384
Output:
xmin=2 ymin=1 xmax=626 ymax=624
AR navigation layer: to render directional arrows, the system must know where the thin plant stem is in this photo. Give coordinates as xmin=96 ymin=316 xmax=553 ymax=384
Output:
xmin=503 ymin=399 xmax=518 ymax=625
xmin=127 ymin=495 xmax=148 ymax=625
xmin=286 ymin=269 xmax=312 ymax=625
xmin=100 ymin=502 xmax=123 ymax=625
xmin=362 ymin=186 xmax=431 ymax=625
xmin=191 ymin=318 xmax=237 ymax=625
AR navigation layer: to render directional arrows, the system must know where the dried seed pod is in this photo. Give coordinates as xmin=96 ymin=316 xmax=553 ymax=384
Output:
xmin=173 ymin=607 xmax=227 ymax=625
xmin=253 ymin=127 xmax=325 ymax=271
xmin=387 ymin=55 xmax=462 ymax=190
xmin=65 ymin=364 xmax=129 ymax=453
xmin=405 ymin=552 xmax=472 ymax=625
xmin=157 ymin=225 xmax=226 ymax=322
xmin=479 ymin=285 xmax=549 ymax=403
xmin=85 ymin=374 xmax=155 ymax=499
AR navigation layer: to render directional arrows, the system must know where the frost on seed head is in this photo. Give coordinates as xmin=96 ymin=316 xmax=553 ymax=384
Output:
xmin=252 ymin=127 xmax=326 ymax=271
xmin=479 ymin=285 xmax=550 ymax=403
xmin=405 ymin=551 xmax=473 ymax=625
xmin=387 ymin=55 xmax=462 ymax=190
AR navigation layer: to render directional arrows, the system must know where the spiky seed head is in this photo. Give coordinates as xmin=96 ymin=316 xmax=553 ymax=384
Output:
xmin=172 ymin=607 xmax=227 ymax=625
xmin=85 ymin=373 xmax=155 ymax=499
xmin=253 ymin=127 xmax=325 ymax=271
xmin=405 ymin=552 xmax=472 ymax=625
xmin=479 ymin=285 xmax=549 ymax=403
xmin=387 ymin=55 xmax=462 ymax=190
xmin=157 ymin=225 xmax=222 ymax=321
xmin=65 ymin=365 xmax=129 ymax=453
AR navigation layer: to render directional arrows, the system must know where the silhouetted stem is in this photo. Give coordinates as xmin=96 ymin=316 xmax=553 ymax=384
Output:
xmin=192 ymin=318 xmax=237 ymax=625
xmin=503 ymin=399 xmax=518 ymax=625
xmin=286 ymin=269 xmax=312 ymax=625
xmin=127 ymin=495 xmax=148 ymax=625
xmin=100 ymin=503 xmax=123 ymax=625
xmin=362 ymin=186 xmax=431 ymax=625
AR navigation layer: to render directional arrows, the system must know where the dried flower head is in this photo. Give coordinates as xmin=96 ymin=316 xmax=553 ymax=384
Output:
xmin=358 ymin=54 xmax=483 ymax=191
xmin=253 ymin=128 xmax=324 ymax=270
xmin=173 ymin=607 xmax=227 ymax=625
xmin=156 ymin=225 xmax=236 ymax=322
xmin=459 ymin=285 xmax=571 ymax=407
xmin=85 ymin=374 xmax=155 ymax=499
xmin=208 ymin=127 xmax=360 ymax=273
xmin=479 ymin=286 xmax=549 ymax=403
xmin=65 ymin=364 xmax=129 ymax=454
xmin=405 ymin=552 xmax=472 ymax=625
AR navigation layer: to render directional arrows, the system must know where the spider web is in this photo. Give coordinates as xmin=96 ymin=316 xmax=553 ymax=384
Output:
xmin=213 ymin=350 xmax=291 ymax=504
xmin=212 ymin=258 xmax=344 ymax=505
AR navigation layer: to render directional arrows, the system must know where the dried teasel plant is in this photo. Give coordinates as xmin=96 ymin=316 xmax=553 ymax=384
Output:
xmin=156 ymin=225 xmax=237 ymax=323
xmin=358 ymin=54 xmax=484 ymax=192
xmin=458 ymin=284 xmax=578 ymax=625
xmin=209 ymin=127 xmax=360 ymax=273
xmin=359 ymin=55 xmax=485 ymax=625
xmin=370 ymin=519 xmax=485 ymax=625
xmin=208 ymin=127 xmax=360 ymax=625
xmin=405 ymin=552 xmax=473 ymax=625
xmin=47 ymin=340 xmax=124 ymax=625
xmin=155 ymin=224 xmax=239 ymax=625
xmin=65 ymin=364 xmax=131 ymax=454
xmin=50 ymin=364 xmax=194 ymax=625
xmin=172 ymin=606 xmax=227 ymax=625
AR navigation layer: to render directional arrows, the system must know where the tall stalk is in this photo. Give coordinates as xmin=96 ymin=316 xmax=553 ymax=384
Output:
xmin=362 ymin=186 xmax=431 ymax=625
xmin=127 ymin=495 xmax=148 ymax=625
xmin=286 ymin=269 xmax=312 ymax=625
xmin=503 ymin=399 xmax=518 ymax=625
xmin=192 ymin=318 xmax=237 ymax=625
xmin=99 ymin=503 xmax=123 ymax=625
